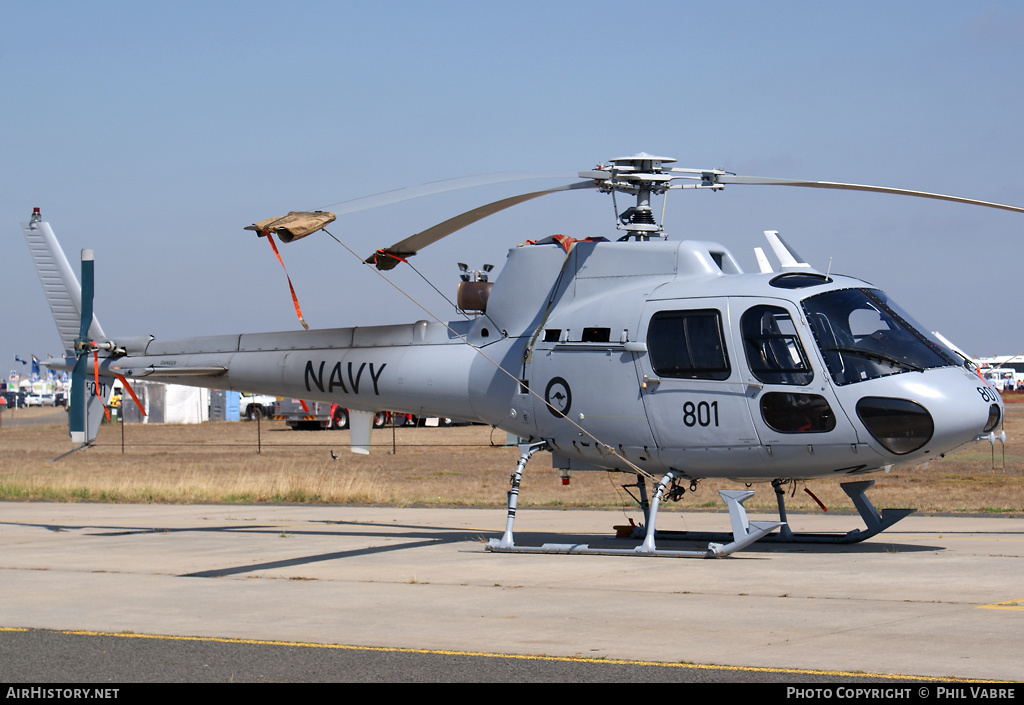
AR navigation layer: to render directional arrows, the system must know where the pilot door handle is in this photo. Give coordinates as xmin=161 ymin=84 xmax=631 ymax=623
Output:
xmin=641 ymin=375 xmax=764 ymax=392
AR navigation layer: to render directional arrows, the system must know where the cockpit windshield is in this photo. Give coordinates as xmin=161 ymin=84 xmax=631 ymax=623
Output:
xmin=802 ymin=288 xmax=960 ymax=386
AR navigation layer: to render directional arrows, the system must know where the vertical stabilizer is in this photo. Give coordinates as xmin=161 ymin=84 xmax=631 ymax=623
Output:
xmin=347 ymin=409 xmax=375 ymax=455
xmin=70 ymin=386 xmax=106 ymax=446
xmin=22 ymin=211 xmax=105 ymax=354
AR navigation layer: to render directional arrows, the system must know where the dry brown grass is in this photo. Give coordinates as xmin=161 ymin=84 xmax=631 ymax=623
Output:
xmin=0 ymin=402 xmax=1021 ymax=514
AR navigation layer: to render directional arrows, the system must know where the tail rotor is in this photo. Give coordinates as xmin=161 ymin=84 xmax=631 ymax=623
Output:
xmin=69 ymin=250 xmax=104 ymax=445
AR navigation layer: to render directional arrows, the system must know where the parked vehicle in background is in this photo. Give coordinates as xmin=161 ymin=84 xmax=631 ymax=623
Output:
xmin=239 ymin=392 xmax=277 ymax=420
xmin=25 ymin=392 xmax=55 ymax=406
xmin=273 ymin=398 xmax=387 ymax=430
xmin=274 ymin=398 xmax=331 ymax=430
xmin=3 ymin=391 xmax=27 ymax=408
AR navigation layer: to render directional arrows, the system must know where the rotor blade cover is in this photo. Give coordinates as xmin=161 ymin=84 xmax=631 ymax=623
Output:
xmin=245 ymin=211 xmax=337 ymax=243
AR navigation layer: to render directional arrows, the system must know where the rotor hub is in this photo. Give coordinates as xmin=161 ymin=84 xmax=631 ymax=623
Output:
xmin=582 ymin=153 xmax=681 ymax=239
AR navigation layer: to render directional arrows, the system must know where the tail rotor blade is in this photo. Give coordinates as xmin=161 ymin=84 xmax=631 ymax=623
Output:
xmin=70 ymin=249 xmax=98 ymax=445
xmin=69 ymin=353 xmax=89 ymax=444
xmin=78 ymin=250 xmax=94 ymax=341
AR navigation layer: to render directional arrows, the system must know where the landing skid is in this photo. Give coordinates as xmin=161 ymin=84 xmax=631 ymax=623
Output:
xmin=49 ymin=441 xmax=94 ymax=463
xmin=647 ymin=479 xmax=915 ymax=545
xmin=485 ymin=443 xmax=782 ymax=558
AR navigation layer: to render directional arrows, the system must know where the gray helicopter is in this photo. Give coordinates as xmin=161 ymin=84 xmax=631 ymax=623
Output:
xmin=22 ymin=153 xmax=1020 ymax=558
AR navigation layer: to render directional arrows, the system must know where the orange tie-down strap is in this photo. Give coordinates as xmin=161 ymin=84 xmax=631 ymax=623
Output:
xmin=264 ymin=231 xmax=310 ymax=330
xmin=114 ymin=374 xmax=147 ymax=416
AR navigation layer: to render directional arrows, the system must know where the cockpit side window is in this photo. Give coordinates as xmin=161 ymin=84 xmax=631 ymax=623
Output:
xmin=741 ymin=305 xmax=813 ymax=385
xmin=648 ymin=309 xmax=730 ymax=380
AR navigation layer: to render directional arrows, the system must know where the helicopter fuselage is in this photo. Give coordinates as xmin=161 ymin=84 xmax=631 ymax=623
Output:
xmin=101 ymin=235 xmax=1000 ymax=483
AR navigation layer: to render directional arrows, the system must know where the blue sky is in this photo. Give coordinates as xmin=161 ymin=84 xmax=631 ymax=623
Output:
xmin=3 ymin=1 xmax=1024 ymax=381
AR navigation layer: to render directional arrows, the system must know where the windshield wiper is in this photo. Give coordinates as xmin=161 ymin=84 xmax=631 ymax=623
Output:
xmin=822 ymin=346 xmax=925 ymax=372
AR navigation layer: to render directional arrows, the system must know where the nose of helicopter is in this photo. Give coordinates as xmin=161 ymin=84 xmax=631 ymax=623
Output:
xmin=852 ymin=367 xmax=1003 ymax=460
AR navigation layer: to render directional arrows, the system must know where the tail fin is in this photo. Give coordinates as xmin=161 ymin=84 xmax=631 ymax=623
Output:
xmin=22 ymin=209 xmax=105 ymax=355
xmin=23 ymin=209 xmax=112 ymax=446
xmin=70 ymin=353 xmax=110 ymax=445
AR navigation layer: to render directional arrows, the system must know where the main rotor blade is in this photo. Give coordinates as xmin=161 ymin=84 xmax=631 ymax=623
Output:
xmin=715 ymin=176 xmax=1024 ymax=214
xmin=367 ymin=180 xmax=599 ymax=270
xmin=324 ymin=171 xmax=579 ymax=216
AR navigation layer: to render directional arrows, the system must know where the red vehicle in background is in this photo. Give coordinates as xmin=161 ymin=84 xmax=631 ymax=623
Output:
xmin=273 ymin=398 xmax=387 ymax=431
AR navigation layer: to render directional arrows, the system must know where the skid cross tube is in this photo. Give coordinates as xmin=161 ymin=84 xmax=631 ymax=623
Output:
xmin=488 ymin=464 xmax=782 ymax=558
xmin=649 ymin=479 xmax=914 ymax=545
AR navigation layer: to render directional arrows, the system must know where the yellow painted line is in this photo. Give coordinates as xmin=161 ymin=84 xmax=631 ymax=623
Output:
xmin=977 ymin=599 xmax=1024 ymax=610
xmin=13 ymin=628 xmax=978 ymax=683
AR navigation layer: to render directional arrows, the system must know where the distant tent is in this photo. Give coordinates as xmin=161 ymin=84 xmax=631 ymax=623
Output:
xmin=120 ymin=381 xmax=209 ymax=424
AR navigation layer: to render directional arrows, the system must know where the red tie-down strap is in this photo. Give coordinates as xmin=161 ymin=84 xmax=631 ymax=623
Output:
xmin=371 ymin=249 xmax=408 ymax=268
xmin=804 ymin=487 xmax=828 ymax=512
xmin=263 ymin=230 xmax=310 ymax=330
